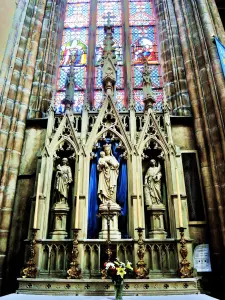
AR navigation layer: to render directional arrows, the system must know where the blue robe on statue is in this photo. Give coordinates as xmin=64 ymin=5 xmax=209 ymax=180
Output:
xmin=87 ymin=141 xmax=128 ymax=238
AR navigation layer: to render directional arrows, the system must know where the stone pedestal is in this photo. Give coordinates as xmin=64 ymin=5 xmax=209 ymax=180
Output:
xmin=99 ymin=202 xmax=121 ymax=240
xmin=147 ymin=204 xmax=167 ymax=239
xmin=50 ymin=202 xmax=70 ymax=240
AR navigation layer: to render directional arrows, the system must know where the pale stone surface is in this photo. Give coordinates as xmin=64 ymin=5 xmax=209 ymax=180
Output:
xmin=1 ymin=295 xmax=218 ymax=300
xmin=0 ymin=0 xmax=16 ymax=66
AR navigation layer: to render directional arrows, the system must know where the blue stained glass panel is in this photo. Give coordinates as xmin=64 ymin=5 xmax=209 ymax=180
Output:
xmin=57 ymin=66 xmax=86 ymax=90
xmin=55 ymin=92 xmax=84 ymax=113
xmin=132 ymin=65 xmax=161 ymax=88
xmin=97 ymin=1 xmax=122 ymax=26
xmin=64 ymin=3 xmax=90 ymax=28
xmin=96 ymin=27 xmax=123 ymax=64
xmin=94 ymin=90 xmax=126 ymax=111
xmin=95 ymin=66 xmax=124 ymax=89
xmin=133 ymin=89 xmax=163 ymax=112
xmin=129 ymin=1 xmax=155 ymax=26
xmin=131 ymin=26 xmax=158 ymax=65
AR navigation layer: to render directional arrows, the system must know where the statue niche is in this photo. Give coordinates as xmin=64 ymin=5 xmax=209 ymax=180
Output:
xmin=144 ymin=159 xmax=162 ymax=207
xmin=97 ymin=144 xmax=122 ymax=240
xmin=54 ymin=158 xmax=73 ymax=204
xmin=143 ymin=158 xmax=167 ymax=239
xmin=50 ymin=157 xmax=73 ymax=240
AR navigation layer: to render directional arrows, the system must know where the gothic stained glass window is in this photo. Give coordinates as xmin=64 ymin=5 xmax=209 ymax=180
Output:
xmin=55 ymin=0 xmax=90 ymax=113
xmin=56 ymin=0 xmax=162 ymax=113
xmin=129 ymin=0 xmax=163 ymax=112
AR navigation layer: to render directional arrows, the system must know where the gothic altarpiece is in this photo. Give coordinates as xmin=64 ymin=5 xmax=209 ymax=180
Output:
xmin=18 ymin=21 xmax=198 ymax=296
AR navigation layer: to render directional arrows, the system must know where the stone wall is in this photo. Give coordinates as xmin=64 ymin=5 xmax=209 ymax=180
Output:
xmin=0 ymin=0 xmax=16 ymax=67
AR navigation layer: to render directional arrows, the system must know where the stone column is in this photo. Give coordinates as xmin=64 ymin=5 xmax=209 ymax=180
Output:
xmin=154 ymin=0 xmax=191 ymax=115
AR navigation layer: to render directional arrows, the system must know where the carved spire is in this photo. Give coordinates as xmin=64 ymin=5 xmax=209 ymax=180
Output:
xmin=142 ymin=60 xmax=155 ymax=111
xmin=101 ymin=13 xmax=117 ymax=97
xmin=62 ymin=59 xmax=75 ymax=112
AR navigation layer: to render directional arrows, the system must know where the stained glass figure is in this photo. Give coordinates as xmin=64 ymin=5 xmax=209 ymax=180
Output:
xmin=56 ymin=0 xmax=90 ymax=113
xmin=131 ymin=26 xmax=158 ymax=65
xmin=129 ymin=0 xmax=162 ymax=112
xmin=60 ymin=28 xmax=88 ymax=66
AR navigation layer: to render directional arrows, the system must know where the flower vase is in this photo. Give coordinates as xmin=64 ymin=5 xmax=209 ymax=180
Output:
xmin=114 ymin=282 xmax=123 ymax=300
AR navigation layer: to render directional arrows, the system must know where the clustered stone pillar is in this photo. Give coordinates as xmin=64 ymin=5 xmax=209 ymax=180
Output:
xmin=154 ymin=0 xmax=191 ymax=116
xmin=171 ymin=0 xmax=225 ymax=292
xmin=0 ymin=0 xmax=67 ymax=293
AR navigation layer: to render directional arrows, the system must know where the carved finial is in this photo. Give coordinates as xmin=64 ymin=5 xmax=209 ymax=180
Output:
xmin=142 ymin=60 xmax=155 ymax=111
xmin=62 ymin=60 xmax=75 ymax=113
xmin=100 ymin=15 xmax=117 ymax=98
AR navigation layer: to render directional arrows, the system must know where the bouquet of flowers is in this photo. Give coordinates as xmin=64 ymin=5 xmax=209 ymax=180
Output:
xmin=102 ymin=258 xmax=134 ymax=284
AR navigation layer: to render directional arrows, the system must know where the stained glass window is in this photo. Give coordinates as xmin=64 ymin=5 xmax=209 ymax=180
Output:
xmin=129 ymin=0 xmax=162 ymax=112
xmin=55 ymin=0 xmax=90 ymax=113
xmin=56 ymin=0 xmax=162 ymax=113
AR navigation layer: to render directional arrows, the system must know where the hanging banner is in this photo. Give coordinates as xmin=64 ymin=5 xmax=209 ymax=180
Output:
xmin=214 ymin=36 xmax=225 ymax=78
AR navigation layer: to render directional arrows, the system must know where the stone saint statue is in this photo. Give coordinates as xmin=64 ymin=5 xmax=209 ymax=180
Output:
xmin=65 ymin=64 xmax=75 ymax=103
xmin=144 ymin=159 xmax=162 ymax=206
xmin=142 ymin=62 xmax=153 ymax=99
xmin=97 ymin=145 xmax=119 ymax=204
xmin=54 ymin=158 xmax=72 ymax=203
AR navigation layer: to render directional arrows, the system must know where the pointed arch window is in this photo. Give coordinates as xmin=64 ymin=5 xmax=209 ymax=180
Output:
xmin=55 ymin=0 xmax=162 ymax=113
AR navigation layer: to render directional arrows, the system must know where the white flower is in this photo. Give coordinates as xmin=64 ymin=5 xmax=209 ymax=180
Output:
xmin=106 ymin=262 xmax=115 ymax=270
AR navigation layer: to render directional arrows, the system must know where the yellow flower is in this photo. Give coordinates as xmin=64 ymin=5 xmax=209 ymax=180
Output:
xmin=117 ymin=267 xmax=126 ymax=278
xmin=126 ymin=261 xmax=133 ymax=271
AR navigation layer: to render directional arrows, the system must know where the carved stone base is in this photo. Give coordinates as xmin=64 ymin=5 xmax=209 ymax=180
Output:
xmin=147 ymin=204 xmax=167 ymax=239
xmin=99 ymin=202 xmax=121 ymax=240
xmin=50 ymin=202 xmax=70 ymax=240
xmin=17 ymin=278 xmax=200 ymax=296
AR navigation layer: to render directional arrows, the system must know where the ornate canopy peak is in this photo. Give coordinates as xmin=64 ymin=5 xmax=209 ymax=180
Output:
xmin=62 ymin=60 xmax=75 ymax=112
xmin=101 ymin=13 xmax=117 ymax=97
xmin=142 ymin=60 xmax=155 ymax=111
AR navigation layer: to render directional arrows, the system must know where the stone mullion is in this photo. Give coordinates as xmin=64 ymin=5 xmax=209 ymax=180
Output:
xmin=81 ymin=0 xmax=97 ymax=141
xmin=0 ymin=0 xmax=48 ymax=293
xmin=182 ymin=0 xmax=225 ymax=273
xmin=122 ymin=0 xmax=136 ymax=143
xmin=86 ymin=0 xmax=97 ymax=107
xmin=122 ymin=0 xmax=133 ymax=107
xmin=155 ymin=0 xmax=178 ymax=113
xmin=28 ymin=0 xmax=56 ymax=119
